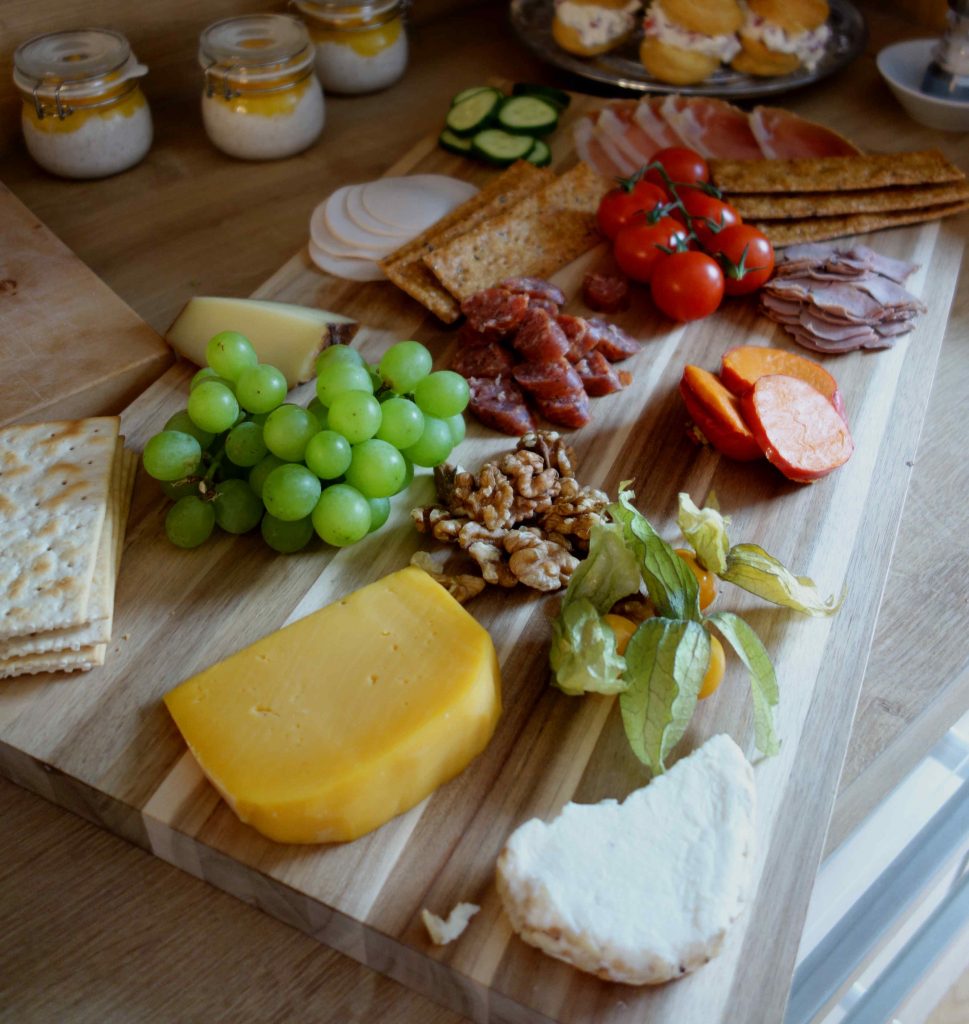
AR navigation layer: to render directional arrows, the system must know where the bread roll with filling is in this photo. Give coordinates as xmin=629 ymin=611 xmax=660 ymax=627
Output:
xmin=731 ymin=0 xmax=830 ymax=77
xmin=552 ymin=0 xmax=641 ymax=58
xmin=639 ymin=0 xmax=742 ymax=85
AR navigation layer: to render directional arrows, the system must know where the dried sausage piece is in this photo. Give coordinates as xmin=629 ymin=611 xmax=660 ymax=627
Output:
xmin=461 ymin=287 xmax=529 ymax=335
xmin=534 ymin=390 xmax=592 ymax=430
xmin=556 ymin=314 xmax=597 ymax=363
xmin=499 ymin=276 xmax=566 ymax=307
xmin=452 ymin=338 xmax=515 ymax=380
xmin=512 ymin=358 xmax=585 ymax=399
xmin=575 ymin=350 xmax=625 ymax=396
xmin=468 ymin=374 xmax=536 ymax=436
xmin=513 ymin=308 xmax=570 ymax=363
xmin=528 ymin=296 xmax=561 ymax=315
xmin=585 ymin=318 xmax=641 ymax=362
xmin=582 ymin=272 xmax=630 ymax=313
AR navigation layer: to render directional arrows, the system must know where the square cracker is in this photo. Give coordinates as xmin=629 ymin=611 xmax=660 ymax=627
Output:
xmin=423 ymin=162 xmax=608 ymax=302
xmin=0 ymin=644 xmax=105 ymax=680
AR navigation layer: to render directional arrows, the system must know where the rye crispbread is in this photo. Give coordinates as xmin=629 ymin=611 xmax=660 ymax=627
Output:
xmin=731 ymin=179 xmax=969 ymax=219
xmin=710 ymin=149 xmax=965 ymax=194
xmin=424 ymin=162 xmax=608 ymax=302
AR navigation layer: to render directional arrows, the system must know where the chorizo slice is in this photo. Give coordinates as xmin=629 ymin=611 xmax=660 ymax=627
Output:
xmin=461 ymin=287 xmax=529 ymax=335
xmin=534 ymin=390 xmax=592 ymax=430
xmin=575 ymin=350 xmax=625 ymax=396
xmin=582 ymin=272 xmax=630 ymax=314
xmin=512 ymin=358 xmax=585 ymax=399
xmin=556 ymin=314 xmax=597 ymax=363
xmin=467 ymin=374 xmax=536 ymax=436
xmin=585 ymin=318 xmax=641 ymax=362
xmin=512 ymin=308 xmax=570 ymax=363
xmin=499 ymin=276 xmax=566 ymax=307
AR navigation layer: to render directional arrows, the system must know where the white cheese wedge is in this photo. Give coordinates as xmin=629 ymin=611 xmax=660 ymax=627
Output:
xmin=165 ymin=296 xmax=358 ymax=387
xmin=496 ymin=733 xmax=756 ymax=985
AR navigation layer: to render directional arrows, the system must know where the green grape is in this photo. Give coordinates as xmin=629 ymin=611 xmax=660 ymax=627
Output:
xmin=306 ymin=397 xmax=328 ymax=430
xmin=161 ymin=477 xmax=200 ymax=501
xmin=236 ymin=363 xmax=288 ymax=414
xmin=315 ymin=344 xmax=364 ymax=375
xmin=263 ymin=404 xmax=318 ymax=462
xmin=248 ymin=453 xmax=285 ymax=498
xmin=375 ymin=396 xmax=424 ymax=449
xmin=312 ymin=484 xmax=371 ymax=547
xmin=262 ymin=463 xmax=323 ymax=521
xmin=445 ymin=412 xmax=466 ymax=446
xmin=378 ymin=340 xmax=433 ymax=394
xmin=315 ymin=362 xmax=373 ymax=406
xmin=165 ymin=496 xmax=215 ymax=549
xmin=402 ymin=416 xmax=453 ymax=468
xmin=224 ymin=420 xmax=268 ymax=467
xmin=187 ymin=381 xmax=239 ymax=434
xmin=165 ymin=410 xmax=215 ymax=449
xmin=326 ymin=391 xmax=382 ymax=445
xmin=250 ymin=412 xmax=268 ymax=428
xmin=190 ymin=367 xmax=232 ymax=392
xmin=213 ymin=478 xmax=263 ymax=534
xmin=216 ymin=459 xmax=249 ymax=481
xmin=367 ymin=364 xmax=384 ymax=392
xmin=399 ymin=456 xmax=414 ymax=492
xmin=261 ymin=513 xmax=314 ymax=554
xmin=206 ymin=331 xmax=258 ymax=381
xmin=143 ymin=430 xmax=202 ymax=482
xmin=344 ymin=439 xmax=406 ymax=499
xmin=414 ymin=371 xmax=470 ymax=418
xmin=367 ymin=497 xmax=390 ymax=533
xmin=304 ymin=430 xmax=352 ymax=479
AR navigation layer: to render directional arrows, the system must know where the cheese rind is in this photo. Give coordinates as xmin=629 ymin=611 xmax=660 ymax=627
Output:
xmin=165 ymin=296 xmax=358 ymax=387
xmin=164 ymin=568 xmax=501 ymax=844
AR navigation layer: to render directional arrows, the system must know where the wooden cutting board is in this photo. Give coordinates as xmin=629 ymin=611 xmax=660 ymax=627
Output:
xmin=0 ymin=95 xmax=962 ymax=1024
xmin=0 ymin=181 xmax=173 ymax=427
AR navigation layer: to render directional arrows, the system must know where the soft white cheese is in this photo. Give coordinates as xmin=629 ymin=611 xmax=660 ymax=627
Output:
xmin=312 ymin=32 xmax=407 ymax=94
xmin=643 ymin=1 xmax=741 ymax=62
xmin=555 ymin=1 xmax=640 ymax=49
xmin=743 ymin=15 xmax=831 ymax=71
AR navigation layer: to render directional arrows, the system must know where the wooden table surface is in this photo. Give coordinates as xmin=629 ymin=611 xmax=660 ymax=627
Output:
xmin=2 ymin=3 xmax=968 ymax=1021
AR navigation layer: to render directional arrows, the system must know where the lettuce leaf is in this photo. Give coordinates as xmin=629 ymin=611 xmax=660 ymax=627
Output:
xmin=550 ymin=597 xmax=627 ymax=696
xmin=721 ymin=544 xmax=844 ymax=617
xmin=562 ymin=520 xmax=643 ymax=615
xmin=677 ymin=492 xmax=730 ymax=575
xmin=707 ymin=611 xmax=779 ymax=757
xmin=609 ymin=488 xmax=701 ymax=622
xmin=619 ymin=617 xmax=709 ymax=772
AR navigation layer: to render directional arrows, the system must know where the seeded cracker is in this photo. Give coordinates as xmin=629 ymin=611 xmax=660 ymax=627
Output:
xmin=731 ymin=180 xmax=969 ymax=220
xmin=423 ymin=163 xmax=609 ymax=303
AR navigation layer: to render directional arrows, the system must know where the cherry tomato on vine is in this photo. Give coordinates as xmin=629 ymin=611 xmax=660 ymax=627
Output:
xmin=596 ymin=180 xmax=668 ymax=240
xmin=674 ymin=188 xmax=742 ymax=249
xmin=710 ymin=224 xmax=775 ymax=296
xmin=613 ymin=215 xmax=688 ymax=284
xmin=645 ymin=147 xmax=710 ymax=189
xmin=650 ymin=251 xmax=725 ymax=322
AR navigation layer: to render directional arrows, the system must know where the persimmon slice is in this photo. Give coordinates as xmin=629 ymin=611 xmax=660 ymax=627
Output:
xmin=720 ymin=345 xmax=846 ymax=418
xmin=680 ymin=365 xmax=763 ymax=461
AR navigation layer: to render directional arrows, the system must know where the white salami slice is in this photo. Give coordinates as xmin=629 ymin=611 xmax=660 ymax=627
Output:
xmin=344 ymin=185 xmax=412 ymax=239
xmin=321 ymin=186 xmax=400 ymax=253
xmin=310 ymin=200 xmax=396 ymax=260
xmin=307 ymin=240 xmax=386 ymax=282
xmin=360 ymin=175 xmax=478 ymax=232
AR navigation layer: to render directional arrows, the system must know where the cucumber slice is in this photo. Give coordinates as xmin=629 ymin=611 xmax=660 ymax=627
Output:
xmin=439 ymin=128 xmax=474 ymax=156
xmin=470 ymin=129 xmax=536 ymax=167
xmin=450 ymin=85 xmax=495 ymax=107
xmin=512 ymin=83 xmax=572 ymax=111
xmin=444 ymin=89 xmax=503 ymax=136
xmin=496 ymin=95 xmax=559 ymax=136
xmin=525 ymin=138 xmax=552 ymax=167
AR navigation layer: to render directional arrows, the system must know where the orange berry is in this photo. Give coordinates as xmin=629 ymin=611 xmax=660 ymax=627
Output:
xmin=698 ymin=635 xmax=725 ymax=699
xmin=603 ymin=613 xmax=637 ymax=656
xmin=675 ymin=548 xmax=717 ymax=610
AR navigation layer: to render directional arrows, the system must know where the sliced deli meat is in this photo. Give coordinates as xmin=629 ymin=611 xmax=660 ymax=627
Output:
xmin=360 ymin=174 xmax=479 ymax=232
xmin=749 ymin=107 xmax=862 ymax=160
xmin=468 ymin=374 xmax=536 ymax=436
xmin=660 ymin=96 xmax=763 ymax=161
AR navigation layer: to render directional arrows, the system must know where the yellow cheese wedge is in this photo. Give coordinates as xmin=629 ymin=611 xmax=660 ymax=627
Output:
xmin=166 ymin=296 xmax=358 ymax=387
xmin=164 ymin=568 xmax=501 ymax=844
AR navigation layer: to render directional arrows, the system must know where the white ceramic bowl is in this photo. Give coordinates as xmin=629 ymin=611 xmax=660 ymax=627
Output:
xmin=877 ymin=38 xmax=969 ymax=132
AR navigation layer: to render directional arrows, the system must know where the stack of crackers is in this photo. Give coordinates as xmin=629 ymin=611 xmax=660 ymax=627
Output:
xmin=709 ymin=149 xmax=969 ymax=247
xmin=0 ymin=417 xmax=136 ymax=679
xmin=380 ymin=161 xmax=608 ymax=323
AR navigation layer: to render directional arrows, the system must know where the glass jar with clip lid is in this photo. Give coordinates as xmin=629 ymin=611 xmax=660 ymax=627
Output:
xmin=198 ymin=14 xmax=326 ymax=161
xmin=12 ymin=29 xmax=153 ymax=180
xmin=293 ymin=0 xmax=409 ymax=95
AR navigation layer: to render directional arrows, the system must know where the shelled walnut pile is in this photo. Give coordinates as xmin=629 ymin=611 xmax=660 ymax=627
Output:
xmin=411 ymin=431 xmax=609 ymax=597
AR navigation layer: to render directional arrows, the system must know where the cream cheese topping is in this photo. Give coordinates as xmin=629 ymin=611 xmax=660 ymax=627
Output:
xmin=555 ymin=1 xmax=640 ymax=48
xmin=643 ymin=1 xmax=741 ymax=62
xmin=743 ymin=14 xmax=831 ymax=71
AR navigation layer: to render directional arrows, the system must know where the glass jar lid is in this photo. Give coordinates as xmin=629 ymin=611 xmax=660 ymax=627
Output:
xmin=295 ymin=0 xmax=405 ymax=29
xmin=199 ymin=14 xmax=315 ymax=93
xmin=13 ymin=29 xmax=147 ymax=114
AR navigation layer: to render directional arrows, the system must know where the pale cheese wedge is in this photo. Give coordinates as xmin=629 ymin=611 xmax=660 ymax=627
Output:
xmin=496 ymin=734 xmax=756 ymax=985
xmin=166 ymin=297 xmax=358 ymax=388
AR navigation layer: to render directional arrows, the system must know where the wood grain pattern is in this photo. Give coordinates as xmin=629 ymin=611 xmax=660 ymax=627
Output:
xmin=0 ymin=83 xmax=963 ymax=1022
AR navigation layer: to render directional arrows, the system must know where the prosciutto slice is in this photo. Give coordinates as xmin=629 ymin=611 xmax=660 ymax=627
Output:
xmin=660 ymin=97 xmax=763 ymax=161
xmin=750 ymin=107 xmax=861 ymax=160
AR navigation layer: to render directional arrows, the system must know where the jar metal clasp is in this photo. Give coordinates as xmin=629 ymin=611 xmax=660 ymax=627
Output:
xmin=202 ymin=58 xmax=241 ymax=100
xmin=31 ymin=82 xmax=73 ymax=121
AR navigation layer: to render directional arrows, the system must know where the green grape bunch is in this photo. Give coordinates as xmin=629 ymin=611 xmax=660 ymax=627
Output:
xmin=141 ymin=333 xmax=470 ymax=554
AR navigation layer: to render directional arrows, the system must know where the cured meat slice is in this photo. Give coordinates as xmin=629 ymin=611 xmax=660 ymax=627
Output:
xmin=499 ymin=277 xmax=566 ymax=307
xmin=451 ymin=335 xmax=515 ymax=380
xmin=750 ymin=107 xmax=861 ymax=161
xmin=461 ymin=287 xmax=529 ymax=335
xmin=634 ymin=97 xmax=686 ymax=150
xmin=528 ymin=296 xmax=560 ymax=315
xmin=596 ymin=104 xmax=656 ymax=171
xmin=844 ymin=247 xmax=919 ymax=284
xmin=557 ymin=314 xmax=597 ymax=363
xmin=585 ymin=318 xmax=641 ymax=362
xmin=512 ymin=358 xmax=585 ymax=399
xmin=467 ymin=374 xmax=535 ymax=436
xmin=534 ymin=390 xmax=592 ymax=430
xmin=582 ymin=272 xmax=630 ymax=313
xmin=660 ymin=97 xmax=763 ymax=161
xmin=512 ymin=308 xmax=570 ymax=362
xmin=573 ymin=115 xmax=637 ymax=178
xmin=575 ymin=350 xmax=624 ymax=396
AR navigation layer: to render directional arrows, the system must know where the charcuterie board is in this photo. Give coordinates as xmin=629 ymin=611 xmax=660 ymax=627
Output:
xmin=0 ymin=91 xmax=963 ymax=1024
